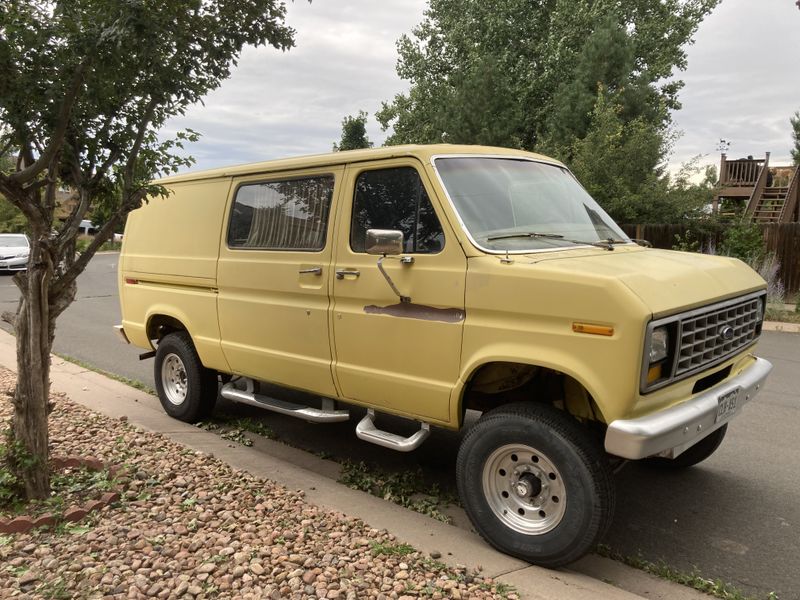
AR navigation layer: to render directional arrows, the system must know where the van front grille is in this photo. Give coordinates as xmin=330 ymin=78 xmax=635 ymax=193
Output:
xmin=641 ymin=291 xmax=766 ymax=393
xmin=675 ymin=296 xmax=763 ymax=376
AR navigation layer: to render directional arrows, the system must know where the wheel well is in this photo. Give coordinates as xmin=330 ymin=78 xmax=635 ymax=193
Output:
xmin=461 ymin=361 xmax=604 ymax=425
xmin=147 ymin=314 xmax=188 ymax=343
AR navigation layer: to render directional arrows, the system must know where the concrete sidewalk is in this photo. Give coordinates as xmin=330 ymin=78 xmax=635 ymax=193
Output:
xmin=0 ymin=330 xmax=705 ymax=600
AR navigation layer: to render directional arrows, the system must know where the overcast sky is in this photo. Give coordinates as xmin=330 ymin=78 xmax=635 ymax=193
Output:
xmin=165 ymin=0 xmax=800 ymax=174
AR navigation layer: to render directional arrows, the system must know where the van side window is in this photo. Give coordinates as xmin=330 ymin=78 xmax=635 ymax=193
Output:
xmin=350 ymin=167 xmax=445 ymax=254
xmin=228 ymin=176 xmax=334 ymax=251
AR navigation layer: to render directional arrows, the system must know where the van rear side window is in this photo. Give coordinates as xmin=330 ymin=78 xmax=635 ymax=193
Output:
xmin=228 ymin=176 xmax=334 ymax=251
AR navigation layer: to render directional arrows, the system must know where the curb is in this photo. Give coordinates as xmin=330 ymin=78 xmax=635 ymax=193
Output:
xmin=763 ymin=320 xmax=800 ymax=333
xmin=0 ymin=330 xmax=709 ymax=600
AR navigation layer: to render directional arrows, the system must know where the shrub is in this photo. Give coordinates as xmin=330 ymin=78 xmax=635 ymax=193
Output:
xmin=718 ymin=222 xmax=766 ymax=263
xmin=751 ymin=253 xmax=785 ymax=305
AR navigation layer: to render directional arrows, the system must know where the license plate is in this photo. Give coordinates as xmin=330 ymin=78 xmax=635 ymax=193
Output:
xmin=0 ymin=262 xmax=6 ymax=268
xmin=716 ymin=388 xmax=740 ymax=423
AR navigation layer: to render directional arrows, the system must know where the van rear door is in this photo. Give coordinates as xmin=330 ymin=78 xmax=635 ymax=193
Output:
xmin=216 ymin=167 xmax=342 ymax=396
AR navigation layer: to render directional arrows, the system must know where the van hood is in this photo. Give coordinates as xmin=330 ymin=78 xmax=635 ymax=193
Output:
xmin=526 ymin=246 xmax=765 ymax=317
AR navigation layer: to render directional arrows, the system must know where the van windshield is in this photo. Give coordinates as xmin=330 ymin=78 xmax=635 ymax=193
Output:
xmin=433 ymin=157 xmax=630 ymax=252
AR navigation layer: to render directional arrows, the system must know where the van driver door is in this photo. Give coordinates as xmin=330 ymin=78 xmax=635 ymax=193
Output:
xmin=330 ymin=160 xmax=466 ymax=424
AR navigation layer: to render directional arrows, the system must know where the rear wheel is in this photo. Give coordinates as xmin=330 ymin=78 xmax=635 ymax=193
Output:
xmin=642 ymin=424 xmax=727 ymax=469
xmin=456 ymin=402 xmax=614 ymax=568
xmin=154 ymin=332 xmax=218 ymax=422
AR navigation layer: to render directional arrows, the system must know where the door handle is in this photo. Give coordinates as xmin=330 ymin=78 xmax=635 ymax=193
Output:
xmin=299 ymin=266 xmax=322 ymax=276
xmin=335 ymin=269 xmax=360 ymax=279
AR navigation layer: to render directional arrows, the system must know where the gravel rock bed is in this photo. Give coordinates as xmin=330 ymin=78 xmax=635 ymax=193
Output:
xmin=0 ymin=370 xmax=515 ymax=599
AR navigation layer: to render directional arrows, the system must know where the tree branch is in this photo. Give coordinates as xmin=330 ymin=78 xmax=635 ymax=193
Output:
xmin=85 ymin=114 xmax=116 ymax=178
xmin=55 ymin=187 xmax=91 ymax=257
xmin=8 ymin=60 xmax=89 ymax=186
xmin=50 ymin=188 xmax=145 ymax=299
xmin=123 ymin=98 xmax=158 ymax=185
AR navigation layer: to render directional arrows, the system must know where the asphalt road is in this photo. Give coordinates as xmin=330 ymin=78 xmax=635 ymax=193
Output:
xmin=1 ymin=253 xmax=798 ymax=599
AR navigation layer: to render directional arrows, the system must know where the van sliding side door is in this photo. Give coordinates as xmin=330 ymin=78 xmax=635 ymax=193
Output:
xmin=216 ymin=166 xmax=343 ymax=396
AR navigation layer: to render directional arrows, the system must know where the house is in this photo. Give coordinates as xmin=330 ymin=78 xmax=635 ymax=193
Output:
xmin=713 ymin=153 xmax=800 ymax=223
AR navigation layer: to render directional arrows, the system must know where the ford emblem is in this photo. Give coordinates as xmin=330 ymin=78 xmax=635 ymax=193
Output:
xmin=719 ymin=325 xmax=735 ymax=341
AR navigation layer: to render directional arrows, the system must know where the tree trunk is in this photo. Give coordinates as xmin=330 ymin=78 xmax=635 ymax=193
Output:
xmin=9 ymin=243 xmax=54 ymax=500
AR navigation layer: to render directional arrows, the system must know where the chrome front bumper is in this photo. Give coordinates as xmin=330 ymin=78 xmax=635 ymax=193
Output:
xmin=605 ymin=356 xmax=773 ymax=460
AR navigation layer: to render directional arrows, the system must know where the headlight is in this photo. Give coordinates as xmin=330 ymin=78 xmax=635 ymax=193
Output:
xmin=755 ymin=299 xmax=764 ymax=323
xmin=649 ymin=327 xmax=669 ymax=363
xmin=15 ymin=252 xmax=29 ymax=259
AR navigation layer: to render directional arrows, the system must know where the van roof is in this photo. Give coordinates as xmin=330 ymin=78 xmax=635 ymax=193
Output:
xmin=156 ymin=144 xmax=560 ymax=184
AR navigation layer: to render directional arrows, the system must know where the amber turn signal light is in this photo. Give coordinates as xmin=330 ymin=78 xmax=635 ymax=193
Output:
xmin=572 ymin=322 xmax=614 ymax=336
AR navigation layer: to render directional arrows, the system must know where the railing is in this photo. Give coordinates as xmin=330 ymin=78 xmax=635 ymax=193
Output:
xmin=744 ymin=153 xmax=771 ymax=220
xmin=720 ymin=155 xmax=766 ymax=187
xmin=778 ymin=165 xmax=800 ymax=223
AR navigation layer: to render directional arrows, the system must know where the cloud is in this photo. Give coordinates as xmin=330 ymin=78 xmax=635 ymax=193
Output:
xmin=163 ymin=0 xmax=427 ymax=170
xmin=163 ymin=0 xmax=800 ymax=176
xmin=669 ymin=0 xmax=800 ymax=169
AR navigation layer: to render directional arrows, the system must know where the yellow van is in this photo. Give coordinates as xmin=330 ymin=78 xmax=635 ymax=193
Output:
xmin=117 ymin=144 xmax=772 ymax=567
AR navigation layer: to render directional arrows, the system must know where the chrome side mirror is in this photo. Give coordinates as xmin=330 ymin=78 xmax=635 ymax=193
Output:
xmin=366 ymin=229 xmax=403 ymax=256
xmin=365 ymin=229 xmax=412 ymax=303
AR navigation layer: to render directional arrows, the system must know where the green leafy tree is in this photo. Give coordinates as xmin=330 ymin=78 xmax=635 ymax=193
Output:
xmin=0 ymin=197 xmax=26 ymax=233
xmin=333 ymin=111 xmax=373 ymax=151
xmin=567 ymin=91 xmax=668 ymax=223
xmin=377 ymin=0 xmax=719 ymax=222
xmin=0 ymin=0 xmax=294 ymax=499
xmin=378 ymin=0 xmax=719 ymax=149
xmin=540 ymin=16 xmax=667 ymax=157
xmin=0 ymin=156 xmax=25 ymax=232
xmin=791 ymin=110 xmax=800 ymax=165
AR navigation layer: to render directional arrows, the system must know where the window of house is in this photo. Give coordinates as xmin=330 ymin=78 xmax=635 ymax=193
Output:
xmin=350 ymin=167 xmax=444 ymax=254
xmin=228 ymin=175 xmax=334 ymax=251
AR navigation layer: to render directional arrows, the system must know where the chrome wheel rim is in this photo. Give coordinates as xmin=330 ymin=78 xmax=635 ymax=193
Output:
xmin=161 ymin=353 xmax=188 ymax=406
xmin=482 ymin=443 xmax=567 ymax=535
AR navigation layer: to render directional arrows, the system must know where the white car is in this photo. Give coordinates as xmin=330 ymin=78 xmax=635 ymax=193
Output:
xmin=0 ymin=233 xmax=30 ymax=272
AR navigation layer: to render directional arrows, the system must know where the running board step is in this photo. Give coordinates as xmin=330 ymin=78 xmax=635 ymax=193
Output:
xmin=220 ymin=381 xmax=349 ymax=423
xmin=355 ymin=409 xmax=430 ymax=452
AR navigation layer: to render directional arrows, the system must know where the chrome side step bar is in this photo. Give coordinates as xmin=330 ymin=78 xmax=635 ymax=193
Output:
xmin=356 ymin=409 xmax=430 ymax=452
xmin=220 ymin=380 xmax=350 ymax=423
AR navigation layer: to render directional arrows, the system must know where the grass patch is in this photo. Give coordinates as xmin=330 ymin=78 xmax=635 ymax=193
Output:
xmin=765 ymin=307 xmax=800 ymax=324
xmin=35 ymin=576 xmax=71 ymax=600
xmin=369 ymin=541 xmax=415 ymax=557
xmin=596 ymin=545 xmax=779 ymax=600
xmin=338 ymin=460 xmax=455 ymax=523
xmin=1 ymin=465 xmax=118 ymax=519
xmin=75 ymin=238 xmax=122 ymax=253
xmin=195 ymin=414 xmax=275 ymax=447
xmin=54 ymin=353 xmax=155 ymax=395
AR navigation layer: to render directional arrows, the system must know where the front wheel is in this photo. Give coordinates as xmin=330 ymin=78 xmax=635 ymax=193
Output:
xmin=456 ymin=402 xmax=614 ymax=568
xmin=154 ymin=332 xmax=218 ymax=422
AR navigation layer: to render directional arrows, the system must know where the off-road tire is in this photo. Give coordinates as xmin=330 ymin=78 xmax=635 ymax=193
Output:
xmin=642 ymin=424 xmax=727 ymax=469
xmin=456 ymin=402 xmax=615 ymax=568
xmin=154 ymin=331 xmax=218 ymax=422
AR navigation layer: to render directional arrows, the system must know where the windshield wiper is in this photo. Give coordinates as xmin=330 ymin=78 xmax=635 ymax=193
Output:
xmin=486 ymin=231 xmax=621 ymax=251
xmin=486 ymin=232 xmax=565 ymax=241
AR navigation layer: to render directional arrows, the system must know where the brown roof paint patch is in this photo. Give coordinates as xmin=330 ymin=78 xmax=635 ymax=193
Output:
xmin=364 ymin=303 xmax=465 ymax=323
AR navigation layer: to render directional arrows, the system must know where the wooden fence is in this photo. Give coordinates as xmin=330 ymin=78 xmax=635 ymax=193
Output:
xmin=621 ymin=223 xmax=800 ymax=295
